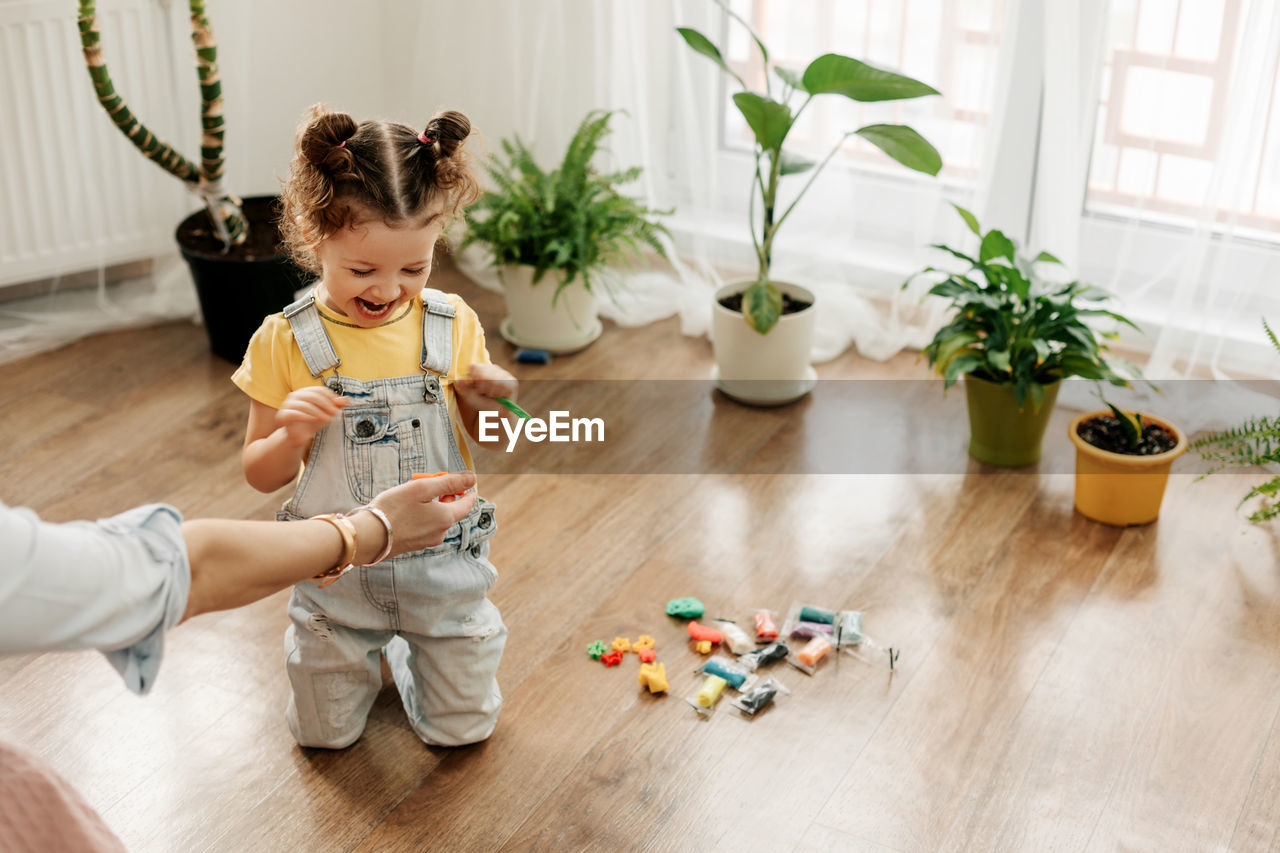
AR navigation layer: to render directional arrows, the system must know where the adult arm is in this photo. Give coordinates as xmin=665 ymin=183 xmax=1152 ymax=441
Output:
xmin=181 ymin=472 xmax=476 ymax=620
xmin=0 ymin=471 xmax=476 ymax=692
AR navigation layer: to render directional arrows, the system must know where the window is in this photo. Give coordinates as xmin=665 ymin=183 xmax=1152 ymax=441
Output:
xmin=1087 ymin=0 xmax=1280 ymax=240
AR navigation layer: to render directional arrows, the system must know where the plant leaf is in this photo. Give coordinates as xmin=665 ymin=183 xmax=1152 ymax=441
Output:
xmin=854 ymin=124 xmax=941 ymax=175
xmin=777 ymin=150 xmax=816 ymax=175
xmin=676 ymin=28 xmax=734 ymax=78
xmin=1034 ymin=250 xmax=1063 ymax=265
xmin=802 ymin=54 xmax=940 ymax=101
xmin=1107 ymin=403 xmax=1143 ymax=448
xmin=742 ymin=281 xmax=783 ymax=334
xmin=773 ymin=66 xmax=805 ymax=91
xmin=733 ymin=92 xmax=793 ymax=151
xmin=951 ymin=203 xmax=981 ymax=236
xmin=979 ymin=229 xmax=1016 ymax=264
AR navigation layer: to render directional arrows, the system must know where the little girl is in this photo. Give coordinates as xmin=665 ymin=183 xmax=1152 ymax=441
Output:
xmin=232 ymin=104 xmax=515 ymax=749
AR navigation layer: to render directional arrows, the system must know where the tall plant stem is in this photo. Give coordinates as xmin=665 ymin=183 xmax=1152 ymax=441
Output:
xmin=77 ymin=0 xmax=198 ymax=181
xmin=77 ymin=0 xmax=247 ymax=246
xmin=771 ymin=130 xmax=856 ymax=237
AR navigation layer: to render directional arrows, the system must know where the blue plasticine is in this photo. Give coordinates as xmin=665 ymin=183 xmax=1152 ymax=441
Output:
xmin=701 ymin=658 xmax=747 ymax=688
xmin=515 ymin=348 xmax=552 ymax=364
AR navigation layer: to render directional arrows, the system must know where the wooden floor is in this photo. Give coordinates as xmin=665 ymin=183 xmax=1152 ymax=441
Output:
xmin=2 ymin=262 xmax=1278 ymax=853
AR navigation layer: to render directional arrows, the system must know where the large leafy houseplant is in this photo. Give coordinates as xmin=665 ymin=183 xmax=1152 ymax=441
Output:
xmin=1191 ymin=319 xmax=1280 ymax=522
xmin=909 ymin=204 xmax=1140 ymax=410
xmin=459 ymin=110 xmax=671 ymax=308
xmin=678 ymin=3 xmax=942 ymax=334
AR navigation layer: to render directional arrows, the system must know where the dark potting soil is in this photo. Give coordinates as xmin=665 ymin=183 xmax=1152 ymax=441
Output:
xmin=175 ymin=196 xmax=289 ymax=261
xmin=1077 ymin=415 xmax=1178 ymax=455
xmin=719 ymin=292 xmax=812 ymax=316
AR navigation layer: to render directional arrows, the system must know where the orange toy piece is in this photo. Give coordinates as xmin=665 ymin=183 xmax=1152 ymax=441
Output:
xmin=633 ymin=634 xmax=655 ymax=651
xmin=638 ymin=662 xmax=668 ymax=693
xmin=637 ymin=648 xmax=657 ymax=663
xmin=611 ymin=636 xmax=632 ymax=653
xmin=754 ymin=610 xmax=779 ymax=641
xmin=412 ymin=471 xmax=467 ymax=502
xmin=796 ymin=636 xmax=832 ymax=667
xmin=687 ymin=621 xmax=723 ymax=644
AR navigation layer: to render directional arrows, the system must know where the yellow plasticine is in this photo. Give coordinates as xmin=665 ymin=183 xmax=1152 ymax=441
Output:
xmin=695 ymin=640 xmax=712 ymax=654
xmin=633 ymin=634 xmax=655 ymax=651
xmin=638 ymin=662 xmax=668 ymax=693
xmin=611 ymin=636 xmax=631 ymax=653
xmin=696 ymin=675 xmax=727 ymax=707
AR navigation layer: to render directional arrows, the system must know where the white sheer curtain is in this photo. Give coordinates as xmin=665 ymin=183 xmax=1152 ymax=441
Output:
xmin=1033 ymin=0 xmax=1280 ymax=429
xmin=412 ymin=0 xmax=1015 ymax=365
xmin=0 ymin=0 xmax=200 ymax=364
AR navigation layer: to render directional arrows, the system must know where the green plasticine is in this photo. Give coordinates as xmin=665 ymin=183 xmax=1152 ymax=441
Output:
xmin=799 ymin=605 xmax=836 ymax=624
xmin=665 ymin=597 xmax=705 ymax=619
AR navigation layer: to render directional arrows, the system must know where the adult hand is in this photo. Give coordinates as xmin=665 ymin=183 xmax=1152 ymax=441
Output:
xmin=358 ymin=471 xmax=478 ymax=559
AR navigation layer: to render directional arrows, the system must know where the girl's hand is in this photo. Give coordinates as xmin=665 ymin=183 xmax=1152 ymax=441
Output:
xmin=277 ymin=386 xmax=348 ymax=447
xmin=453 ymin=363 xmax=518 ymax=405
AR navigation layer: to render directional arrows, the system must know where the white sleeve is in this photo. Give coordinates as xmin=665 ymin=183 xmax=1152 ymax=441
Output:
xmin=0 ymin=502 xmax=190 ymax=694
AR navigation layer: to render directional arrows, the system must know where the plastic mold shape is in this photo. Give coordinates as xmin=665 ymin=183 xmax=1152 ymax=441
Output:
xmin=638 ymin=662 xmax=669 ymax=693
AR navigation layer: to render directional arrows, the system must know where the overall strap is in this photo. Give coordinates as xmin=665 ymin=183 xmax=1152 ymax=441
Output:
xmin=283 ymin=293 xmax=341 ymax=378
xmin=420 ymin=288 xmax=455 ymax=375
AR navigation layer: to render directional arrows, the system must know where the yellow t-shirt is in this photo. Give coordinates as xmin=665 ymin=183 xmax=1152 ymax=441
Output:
xmin=231 ymin=290 xmax=490 ymax=470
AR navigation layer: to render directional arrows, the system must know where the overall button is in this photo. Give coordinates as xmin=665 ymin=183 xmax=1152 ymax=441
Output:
xmin=326 ymin=378 xmax=344 ymax=395
xmin=478 ymin=512 xmax=492 ymax=529
xmin=424 ymin=376 xmax=441 ymax=401
xmin=355 ymin=418 xmax=376 ymax=438
xmin=469 ymin=544 xmax=483 ymax=558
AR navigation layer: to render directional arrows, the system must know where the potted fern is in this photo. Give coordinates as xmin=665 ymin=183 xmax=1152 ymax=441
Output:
xmin=459 ymin=110 xmax=671 ymax=354
xmin=678 ymin=3 xmax=942 ymax=405
xmin=907 ymin=204 xmax=1140 ymax=467
xmin=1191 ymin=319 xmax=1280 ymax=521
xmin=1068 ymin=403 xmax=1186 ymax=526
xmin=77 ymin=0 xmax=304 ymax=363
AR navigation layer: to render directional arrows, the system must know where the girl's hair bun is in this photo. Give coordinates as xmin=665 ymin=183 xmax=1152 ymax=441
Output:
xmin=300 ymin=105 xmax=358 ymax=167
xmin=423 ymin=110 xmax=471 ymax=158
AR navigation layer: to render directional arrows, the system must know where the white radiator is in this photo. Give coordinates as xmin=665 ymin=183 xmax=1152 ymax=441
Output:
xmin=0 ymin=0 xmax=195 ymax=288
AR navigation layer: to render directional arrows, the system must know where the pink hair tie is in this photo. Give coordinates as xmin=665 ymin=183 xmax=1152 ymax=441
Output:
xmin=417 ymin=132 xmax=436 ymax=145
xmin=336 ymin=140 xmax=346 ymax=149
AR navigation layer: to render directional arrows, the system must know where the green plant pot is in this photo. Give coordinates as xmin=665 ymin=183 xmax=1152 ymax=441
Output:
xmin=963 ymin=375 xmax=1060 ymax=467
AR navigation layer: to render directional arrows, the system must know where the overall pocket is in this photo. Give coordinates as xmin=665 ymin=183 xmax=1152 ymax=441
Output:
xmin=342 ymin=407 xmax=394 ymax=505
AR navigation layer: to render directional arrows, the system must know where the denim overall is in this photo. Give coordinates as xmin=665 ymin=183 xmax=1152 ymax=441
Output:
xmin=277 ymin=288 xmax=506 ymax=749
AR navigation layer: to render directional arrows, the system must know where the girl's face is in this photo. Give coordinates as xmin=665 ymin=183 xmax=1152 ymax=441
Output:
xmin=313 ymin=213 xmax=446 ymax=327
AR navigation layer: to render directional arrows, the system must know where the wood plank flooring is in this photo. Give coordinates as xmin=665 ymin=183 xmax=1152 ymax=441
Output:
xmin=1 ymin=261 xmax=1277 ymax=852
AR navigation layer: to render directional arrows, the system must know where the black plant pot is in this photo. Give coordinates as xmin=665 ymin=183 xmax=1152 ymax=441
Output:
xmin=176 ymin=195 xmax=308 ymax=364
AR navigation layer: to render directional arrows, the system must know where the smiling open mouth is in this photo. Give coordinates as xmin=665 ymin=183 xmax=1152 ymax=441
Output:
xmin=354 ymin=297 xmax=394 ymax=319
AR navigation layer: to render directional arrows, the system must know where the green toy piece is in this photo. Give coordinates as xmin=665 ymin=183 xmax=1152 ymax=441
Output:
xmin=587 ymin=641 xmax=608 ymax=660
xmin=665 ymin=597 xmax=705 ymax=619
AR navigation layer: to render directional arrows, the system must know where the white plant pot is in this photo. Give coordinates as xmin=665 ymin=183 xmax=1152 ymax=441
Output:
xmin=711 ymin=281 xmax=818 ymax=406
xmin=497 ymin=264 xmax=602 ymax=354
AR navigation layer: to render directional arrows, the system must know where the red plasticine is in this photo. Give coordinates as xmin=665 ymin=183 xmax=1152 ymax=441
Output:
xmin=687 ymin=621 xmax=723 ymax=643
xmin=637 ymin=648 xmax=657 ymax=663
xmin=601 ymin=650 xmax=625 ymax=667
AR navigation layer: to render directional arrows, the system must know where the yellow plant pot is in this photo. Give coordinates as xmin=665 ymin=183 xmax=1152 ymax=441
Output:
xmin=1068 ymin=410 xmax=1187 ymax=527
